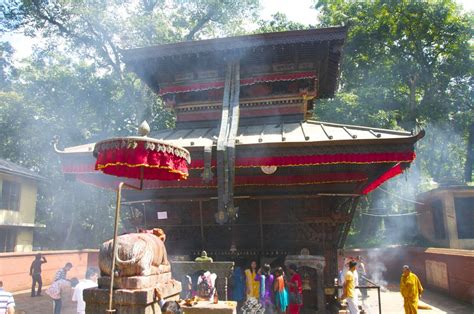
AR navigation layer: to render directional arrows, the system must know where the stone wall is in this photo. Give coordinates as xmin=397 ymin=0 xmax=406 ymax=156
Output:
xmin=0 ymin=249 xmax=99 ymax=292
xmin=339 ymin=247 xmax=474 ymax=304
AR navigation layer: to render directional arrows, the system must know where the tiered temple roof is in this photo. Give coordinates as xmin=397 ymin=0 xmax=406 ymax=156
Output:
xmin=56 ymin=27 xmax=423 ymax=279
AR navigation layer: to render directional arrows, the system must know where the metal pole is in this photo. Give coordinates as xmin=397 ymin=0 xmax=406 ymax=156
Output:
xmin=106 ymin=182 xmax=125 ymax=313
xmin=377 ymin=286 xmax=382 ymax=314
xmin=106 ymin=171 xmax=144 ymax=313
xmin=199 ymin=201 xmax=204 ymax=249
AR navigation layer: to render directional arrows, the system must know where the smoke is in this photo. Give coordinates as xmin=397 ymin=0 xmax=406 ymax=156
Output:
xmin=366 ymin=249 xmax=388 ymax=290
xmin=352 ymin=121 xmax=468 ymax=251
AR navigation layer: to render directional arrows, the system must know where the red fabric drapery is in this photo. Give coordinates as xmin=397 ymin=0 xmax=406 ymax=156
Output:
xmin=187 ymin=151 xmax=416 ymax=169
xmin=75 ymin=172 xmax=368 ymax=190
xmin=158 ymin=72 xmax=316 ymax=95
xmin=62 ymin=151 xmax=416 ymax=173
xmin=361 ymin=164 xmax=404 ymax=195
xmin=94 ymin=138 xmax=190 ymax=181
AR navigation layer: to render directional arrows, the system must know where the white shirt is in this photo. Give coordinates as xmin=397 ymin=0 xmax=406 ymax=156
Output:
xmin=72 ymin=279 xmax=97 ymax=313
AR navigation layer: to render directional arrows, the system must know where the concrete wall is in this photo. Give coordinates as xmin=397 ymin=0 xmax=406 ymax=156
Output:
xmin=15 ymin=229 xmax=34 ymax=252
xmin=0 ymin=173 xmax=40 ymax=252
xmin=0 ymin=250 xmax=99 ymax=292
xmin=340 ymin=247 xmax=474 ymax=304
xmin=416 ymin=187 xmax=474 ymax=250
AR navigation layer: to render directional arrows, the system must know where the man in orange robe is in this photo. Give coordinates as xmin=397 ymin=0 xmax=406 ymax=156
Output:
xmin=400 ymin=265 xmax=423 ymax=314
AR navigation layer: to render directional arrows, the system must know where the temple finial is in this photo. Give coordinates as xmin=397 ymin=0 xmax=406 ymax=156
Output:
xmin=138 ymin=120 xmax=150 ymax=136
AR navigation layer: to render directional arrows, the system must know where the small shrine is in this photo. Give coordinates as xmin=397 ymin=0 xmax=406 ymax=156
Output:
xmin=56 ymin=26 xmax=423 ymax=312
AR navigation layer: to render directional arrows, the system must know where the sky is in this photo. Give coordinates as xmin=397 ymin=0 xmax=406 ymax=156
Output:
xmin=2 ymin=0 xmax=473 ymax=62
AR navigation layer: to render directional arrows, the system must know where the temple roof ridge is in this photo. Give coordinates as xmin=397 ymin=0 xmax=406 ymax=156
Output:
xmin=122 ymin=26 xmax=347 ymax=60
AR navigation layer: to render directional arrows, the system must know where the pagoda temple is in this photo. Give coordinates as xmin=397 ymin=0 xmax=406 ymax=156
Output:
xmin=56 ymin=27 xmax=423 ymax=309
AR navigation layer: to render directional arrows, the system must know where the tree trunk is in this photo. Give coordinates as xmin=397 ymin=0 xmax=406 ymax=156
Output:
xmin=465 ymin=122 xmax=474 ymax=182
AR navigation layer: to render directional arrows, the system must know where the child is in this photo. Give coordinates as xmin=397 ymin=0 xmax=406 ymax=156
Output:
xmin=273 ymin=267 xmax=288 ymax=314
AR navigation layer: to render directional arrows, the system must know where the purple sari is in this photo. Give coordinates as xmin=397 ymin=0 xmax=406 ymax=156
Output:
xmin=255 ymin=273 xmax=274 ymax=311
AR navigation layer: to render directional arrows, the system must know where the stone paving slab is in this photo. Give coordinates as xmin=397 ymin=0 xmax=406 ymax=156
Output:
xmin=11 ymin=286 xmax=474 ymax=314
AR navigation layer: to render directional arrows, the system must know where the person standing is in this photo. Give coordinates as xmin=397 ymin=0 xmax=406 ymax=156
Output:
xmin=54 ymin=263 xmax=73 ymax=282
xmin=342 ymin=261 xmax=358 ymax=314
xmin=231 ymin=265 xmax=245 ymax=306
xmin=30 ymin=253 xmax=47 ymax=297
xmin=255 ymin=264 xmax=274 ymax=313
xmin=287 ymin=264 xmax=303 ymax=314
xmin=72 ymin=268 xmax=98 ymax=314
xmin=273 ymin=267 xmax=288 ymax=314
xmin=356 ymin=256 xmax=367 ymax=299
xmin=244 ymin=260 xmax=260 ymax=300
xmin=0 ymin=281 xmax=15 ymax=314
xmin=400 ymin=265 xmax=423 ymax=314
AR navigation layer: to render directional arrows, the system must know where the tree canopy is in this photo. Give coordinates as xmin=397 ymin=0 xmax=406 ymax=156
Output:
xmin=314 ymin=0 xmax=473 ymax=246
xmin=0 ymin=0 xmax=260 ymax=249
xmin=0 ymin=0 xmax=472 ymax=249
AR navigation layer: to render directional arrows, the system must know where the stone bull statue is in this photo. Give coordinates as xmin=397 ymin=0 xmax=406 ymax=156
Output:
xmin=99 ymin=228 xmax=171 ymax=277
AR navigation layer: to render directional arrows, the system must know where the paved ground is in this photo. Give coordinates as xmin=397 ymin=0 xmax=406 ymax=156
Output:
xmin=12 ymin=285 xmax=474 ymax=314
xmin=13 ymin=289 xmax=76 ymax=314
xmin=359 ymin=284 xmax=473 ymax=314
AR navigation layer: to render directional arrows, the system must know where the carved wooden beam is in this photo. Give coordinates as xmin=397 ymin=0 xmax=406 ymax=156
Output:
xmin=216 ymin=60 xmax=241 ymax=224
xmin=226 ymin=61 xmax=240 ymax=222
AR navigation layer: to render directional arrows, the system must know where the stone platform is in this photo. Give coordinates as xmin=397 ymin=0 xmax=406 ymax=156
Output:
xmin=179 ymin=300 xmax=237 ymax=314
xmin=98 ymin=272 xmax=172 ymax=289
xmin=84 ymin=279 xmax=181 ymax=314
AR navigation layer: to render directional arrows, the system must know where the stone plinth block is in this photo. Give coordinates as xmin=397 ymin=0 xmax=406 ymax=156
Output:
xmin=99 ymin=272 xmax=172 ymax=289
xmin=84 ymin=280 xmax=181 ymax=314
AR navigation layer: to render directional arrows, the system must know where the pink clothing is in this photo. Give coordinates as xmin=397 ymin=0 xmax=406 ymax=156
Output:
xmin=45 ymin=279 xmax=70 ymax=300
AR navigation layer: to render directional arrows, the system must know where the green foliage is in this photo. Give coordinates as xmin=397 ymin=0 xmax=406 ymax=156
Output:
xmin=315 ymin=0 xmax=473 ymax=247
xmin=0 ymin=0 xmax=260 ymax=249
xmin=1 ymin=0 xmax=472 ymax=250
xmin=256 ymin=13 xmax=311 ymax=33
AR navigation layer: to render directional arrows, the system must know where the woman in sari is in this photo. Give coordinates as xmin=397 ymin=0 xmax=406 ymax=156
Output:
xmin=273 ymin=267 xmax=289 ymax=313
xmin=287 ymin=264 xmax=303 ymax=314
xmin=245 ymin=260 xmax=260 ymax=300
xmin=255 ymin=264 xmax=274 ymax=313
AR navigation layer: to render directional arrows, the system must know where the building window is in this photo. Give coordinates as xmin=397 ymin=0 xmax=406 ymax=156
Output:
xmin=0 ymin=228 xmax=16 ymax=252
xmin=431 ymin=200 xmax=446 ymax=239
xmin=454 ymin=197 xmax=474 ymax=239
xmin=0 ymin=180 xmax=21 ymax=211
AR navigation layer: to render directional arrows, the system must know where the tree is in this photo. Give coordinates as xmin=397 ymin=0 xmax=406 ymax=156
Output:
xmin=315 ymin=0 xmax=473 ymax=182
xmin=314 ymin=0 xmax=473 ymax=247
xmin=0 ymin=0 xmax=260 ymax=249
xmin=255 ymin=12 xmax=311 ymax=33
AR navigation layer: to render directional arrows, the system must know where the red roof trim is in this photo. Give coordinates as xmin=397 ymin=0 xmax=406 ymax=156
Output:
xmin=75 ymin=172 xmax=367 ymax=190
xmin=159 ymin=72 xmax=316 ymax=95
xmin=61 ymin=151 xmax=416 ymax=174
xmin=361 ymin=163 xmax=405 ymax=195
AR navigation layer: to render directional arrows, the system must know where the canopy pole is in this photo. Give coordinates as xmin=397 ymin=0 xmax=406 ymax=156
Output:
xmin=106 ymin=169 xmax=144 ymax=313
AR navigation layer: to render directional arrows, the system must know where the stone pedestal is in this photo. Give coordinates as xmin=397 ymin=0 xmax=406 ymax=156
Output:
xmin=285 ymin=253 xmax=326 ymax=314
xmin=98 ymin=273 xmax=172 ymax=289
xmin=171 ymin=261 xmax=234 ymax=300
xmin=84 ymin=278 xmax=181 ymax=314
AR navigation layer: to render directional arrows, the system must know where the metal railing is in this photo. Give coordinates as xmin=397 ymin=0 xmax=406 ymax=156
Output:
xmin=329 ymin=276 xmax=382 ymax=314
